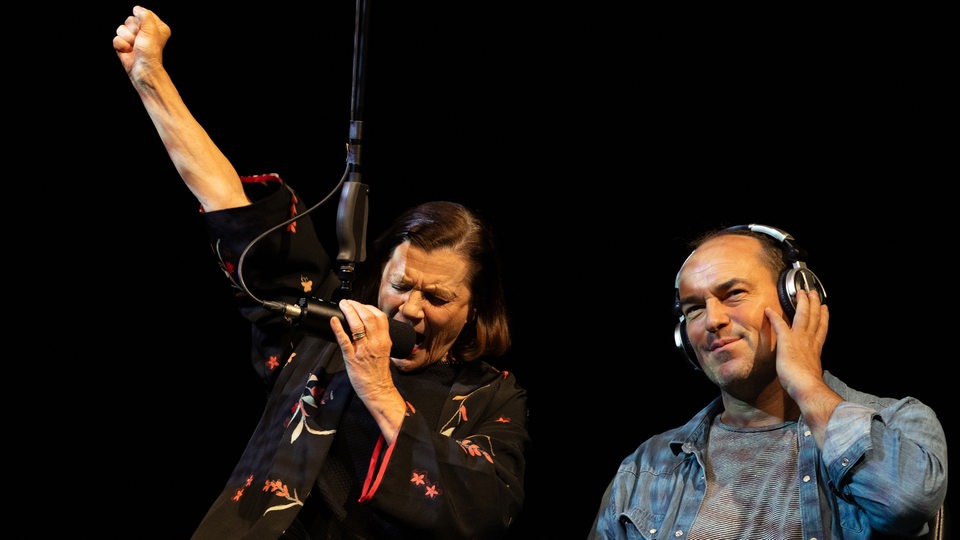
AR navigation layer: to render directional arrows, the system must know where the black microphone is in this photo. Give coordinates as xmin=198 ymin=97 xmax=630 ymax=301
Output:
xmin=265 ymin=298 xmax=417 ymax=359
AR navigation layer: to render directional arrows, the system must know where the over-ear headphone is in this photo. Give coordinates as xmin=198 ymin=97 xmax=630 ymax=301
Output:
xmin=673 ymin=224 xmax=827 ymax=371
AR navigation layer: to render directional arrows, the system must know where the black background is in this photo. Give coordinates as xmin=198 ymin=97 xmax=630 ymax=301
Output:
xmin=52 ymin=2 xmax=953 ymax=537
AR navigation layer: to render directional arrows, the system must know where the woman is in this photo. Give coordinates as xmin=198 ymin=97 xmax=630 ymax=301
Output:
xmin=114 ymin=6 xmax=528 ymax=539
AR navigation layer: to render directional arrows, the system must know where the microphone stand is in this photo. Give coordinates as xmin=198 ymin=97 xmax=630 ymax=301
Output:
xmin=335 ymin=0 xmax=372 ymax=299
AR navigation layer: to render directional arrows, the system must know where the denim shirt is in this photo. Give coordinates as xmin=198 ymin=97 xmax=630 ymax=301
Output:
xmin=588 ymin=371 xmax=948 ymax=540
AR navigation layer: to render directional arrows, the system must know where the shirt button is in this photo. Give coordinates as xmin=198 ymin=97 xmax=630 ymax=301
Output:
xmin=803 ymin=475 xmax=811 ymax=482
xmin=841 ymin=457 xmax=850 ymax=467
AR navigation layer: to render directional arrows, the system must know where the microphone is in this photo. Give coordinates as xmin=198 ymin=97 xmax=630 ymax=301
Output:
xmin=265 ymin=298 xmax=417 ymax=359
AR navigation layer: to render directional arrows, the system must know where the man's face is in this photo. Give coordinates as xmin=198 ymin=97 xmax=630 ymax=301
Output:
xmin=675 ymin=235 xmax=784 ymax=391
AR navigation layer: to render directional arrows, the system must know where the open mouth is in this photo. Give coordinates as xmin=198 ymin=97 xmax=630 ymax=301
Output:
xmin=412 ymin=332 xmax=425 ymax=353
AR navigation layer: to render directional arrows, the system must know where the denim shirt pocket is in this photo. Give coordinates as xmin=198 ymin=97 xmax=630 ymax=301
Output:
xmin=621 ymin=507 xmax=664 ymax=540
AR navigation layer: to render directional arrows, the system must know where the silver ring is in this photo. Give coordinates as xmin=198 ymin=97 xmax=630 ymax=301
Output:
xmin=351 ymin=330 xmax=367 ymax=341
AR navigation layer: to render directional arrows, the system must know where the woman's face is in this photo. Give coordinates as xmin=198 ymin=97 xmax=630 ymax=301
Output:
xmin=378 ymin=242 xmax=474 ymax=371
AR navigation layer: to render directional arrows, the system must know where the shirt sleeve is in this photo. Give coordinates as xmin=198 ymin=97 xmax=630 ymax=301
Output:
xmin=821 ymin=398 xmax=948 ymax=536
xmin=200 ymin=174 xmax=342 ymax=382
xmin=358 ymin=370 xmax=529 ymax=539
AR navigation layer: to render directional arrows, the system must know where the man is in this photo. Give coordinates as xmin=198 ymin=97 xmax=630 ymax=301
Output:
xmin=589 ymin=224 xmax=947 ymax=539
